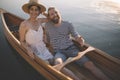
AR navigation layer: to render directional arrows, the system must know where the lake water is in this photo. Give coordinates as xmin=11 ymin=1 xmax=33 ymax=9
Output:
xmin=0 ymin=0 xmax=120 ymax=80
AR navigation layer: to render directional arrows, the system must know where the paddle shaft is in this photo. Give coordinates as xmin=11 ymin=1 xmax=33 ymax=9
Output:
xmin=54 ymin=46 xmax=94 ymax=71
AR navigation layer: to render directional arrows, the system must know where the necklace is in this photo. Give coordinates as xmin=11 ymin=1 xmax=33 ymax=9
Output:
xmin=28 ymin=19 xmax=40 ymax=31
xmin=32 ymin=20 xmax=38 ymax=26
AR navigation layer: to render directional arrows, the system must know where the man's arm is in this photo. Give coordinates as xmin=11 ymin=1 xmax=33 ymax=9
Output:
xmin=68 ymin=22 xmax=85 ymax=46
xmin=75 ymin=36 xmax=85 ymax=47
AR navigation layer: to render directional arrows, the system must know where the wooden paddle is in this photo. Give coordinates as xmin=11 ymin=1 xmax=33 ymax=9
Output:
xmin=53 ymin=46 xmax=95 ymax=71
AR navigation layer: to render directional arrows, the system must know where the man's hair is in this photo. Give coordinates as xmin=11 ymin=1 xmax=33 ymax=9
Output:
xmin=47 ymin=7 xmax=55 ymax=17
xmin=47 ymin=7 xmax=61 ymax=20
xmin=48 ymin=7 xmax=55 ymax=12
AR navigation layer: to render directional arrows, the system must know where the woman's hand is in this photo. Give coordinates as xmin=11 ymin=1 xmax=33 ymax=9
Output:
xmin=27 ymin=48 xmax=34 ymax=59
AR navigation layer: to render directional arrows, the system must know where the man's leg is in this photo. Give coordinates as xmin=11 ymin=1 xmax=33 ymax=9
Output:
xmin=61 ymin=68 xmax=81 ymax=80
xmin=65 ymin=45 xmax=110 ymax=80
xmin=84 ymin=61 xmax=110 ymax=80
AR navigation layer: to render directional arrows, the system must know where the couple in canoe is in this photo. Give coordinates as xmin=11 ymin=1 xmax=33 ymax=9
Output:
xmin=19 ymin=0 xmax=110 ymax=80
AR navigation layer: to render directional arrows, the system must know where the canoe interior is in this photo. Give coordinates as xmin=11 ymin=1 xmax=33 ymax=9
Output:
xmin=2 ymin=12 xmax=120 ymax=80
xmin=3 ymin=12 xmax=22 ymax=40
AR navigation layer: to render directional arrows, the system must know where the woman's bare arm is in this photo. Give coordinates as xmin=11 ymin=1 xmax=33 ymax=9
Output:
xmin=19 ymin=22 xmax=34 ymax=59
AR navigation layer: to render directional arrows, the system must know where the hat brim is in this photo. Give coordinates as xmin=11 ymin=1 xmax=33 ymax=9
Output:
xmin=22 ymin=2 xmax=46 ymax=13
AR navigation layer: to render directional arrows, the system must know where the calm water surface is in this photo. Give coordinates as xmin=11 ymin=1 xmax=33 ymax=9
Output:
xmin=0 ymin=0 xmax=120 ymax=80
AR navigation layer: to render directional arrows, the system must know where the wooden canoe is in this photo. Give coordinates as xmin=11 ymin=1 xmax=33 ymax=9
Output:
xmin=0 ymin=8 xmax=120 ymax=80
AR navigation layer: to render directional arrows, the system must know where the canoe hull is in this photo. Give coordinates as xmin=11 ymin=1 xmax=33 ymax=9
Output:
xmin=1 ymin=9 xmax=120 ymax=80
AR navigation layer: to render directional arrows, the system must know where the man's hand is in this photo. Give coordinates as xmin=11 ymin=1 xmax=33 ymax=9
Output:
xmin=76 ymin=36 xmax=85 ymax=47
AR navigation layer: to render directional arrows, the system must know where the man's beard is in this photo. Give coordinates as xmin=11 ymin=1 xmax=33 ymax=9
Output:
xmin=51 ymin=17 xmax=60 ymax=24
xmin=51 ymin=19 xmax=59 ymax=24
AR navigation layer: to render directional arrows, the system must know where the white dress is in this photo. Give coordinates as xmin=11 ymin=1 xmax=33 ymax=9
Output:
xmin=25 ymin=25 xmax=53 ymax=60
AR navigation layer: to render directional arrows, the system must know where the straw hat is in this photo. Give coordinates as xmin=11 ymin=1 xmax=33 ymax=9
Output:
xmin=22 ymin=0 xmax=46 ymax=13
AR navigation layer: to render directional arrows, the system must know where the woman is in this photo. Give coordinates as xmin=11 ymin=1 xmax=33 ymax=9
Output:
xmin=19 ymin=0 xmax=53 ymax=63
xmin=19 ymin=0 xmax=80 ymax=80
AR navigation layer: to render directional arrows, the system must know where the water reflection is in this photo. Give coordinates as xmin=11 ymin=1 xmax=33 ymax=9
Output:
xmin=0 ymin=0 xmax=120 ymax=80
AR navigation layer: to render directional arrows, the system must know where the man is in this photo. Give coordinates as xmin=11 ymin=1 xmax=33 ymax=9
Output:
xmin=45 ymin=7 xmax=110 ymax=80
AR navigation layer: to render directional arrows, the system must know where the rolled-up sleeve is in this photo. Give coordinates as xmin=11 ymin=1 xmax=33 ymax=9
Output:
xmin=68 ymin=22 xmax=80 ymax=39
